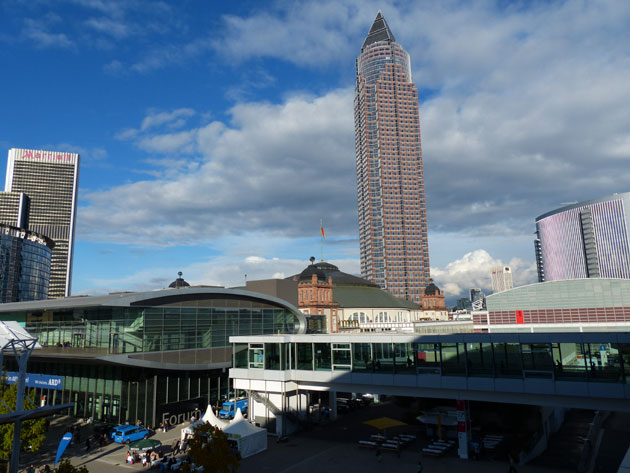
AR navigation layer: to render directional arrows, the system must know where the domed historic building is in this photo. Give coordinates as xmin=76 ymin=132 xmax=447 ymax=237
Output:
xmin=422 ymin=279 xmax=447 ymax=311
xmin=290 ymin=259 xmax=448 ymax=333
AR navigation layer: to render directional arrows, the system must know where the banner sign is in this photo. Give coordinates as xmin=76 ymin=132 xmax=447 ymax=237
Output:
xmin=55 ymin=432 xmax=72 ymax=466
xmin=4 ymin=372 xmax=63 ymax=390
xmin=156 ymin=396 xmax=207 ymax=427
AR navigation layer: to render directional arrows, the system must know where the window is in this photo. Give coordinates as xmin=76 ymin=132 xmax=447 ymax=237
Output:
xmin=333 ymin=343 xmax=352 ymax=371
xmin=296 ymin=343 xmax=313 ymax=370
xmin=314 ymin=343 xmax=331 ymax=371
xmin=248 ymin=343 xmax=264 ymax=369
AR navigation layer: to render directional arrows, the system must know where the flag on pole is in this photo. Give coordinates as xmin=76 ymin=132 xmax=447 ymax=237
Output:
xmin=320 ymin=219 xmax=326 ymax=239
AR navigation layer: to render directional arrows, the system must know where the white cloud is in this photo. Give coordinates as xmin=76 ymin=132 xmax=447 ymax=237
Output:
xmin=84 ymin=17 xmax=131 ymax=39
xmin=140 ymin=108 xmax=195 ymax=131
xmin=430 ymin=249 xmax=537 ymax=298
xmin=80 ymin=253 xmax=360 ymax=295
xmin=79 ymin=90 xmax=356 ymax=246
xmin=22 ymin=18 xmax=75 ymax=49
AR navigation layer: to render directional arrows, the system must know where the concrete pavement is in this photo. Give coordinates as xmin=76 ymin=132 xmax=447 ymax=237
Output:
xmin=17 ymin=405 xmax=576 ymax=473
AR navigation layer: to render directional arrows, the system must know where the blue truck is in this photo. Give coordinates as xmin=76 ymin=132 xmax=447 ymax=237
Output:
xmin=218 ymin=398 xmax=248 ymax=419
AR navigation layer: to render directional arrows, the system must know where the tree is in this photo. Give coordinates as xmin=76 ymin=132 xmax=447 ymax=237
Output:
xmin=0 ymin=382 xmax=47 ymax=461
xmin=55 ymin=460 xmax=88 ymax=473
xmin=182 ymin=423 xmax=240 ymax=473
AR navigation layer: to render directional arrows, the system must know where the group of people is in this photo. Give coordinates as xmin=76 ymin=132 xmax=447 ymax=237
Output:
xmin=26 ymin=464 xmax=51 ymax=473
xmin=126 ymin=448 xmax=162 ymax=467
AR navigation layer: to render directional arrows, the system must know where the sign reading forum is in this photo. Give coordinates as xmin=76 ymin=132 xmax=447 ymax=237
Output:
xmin=4 ymin=372 xmax=63 ymax=390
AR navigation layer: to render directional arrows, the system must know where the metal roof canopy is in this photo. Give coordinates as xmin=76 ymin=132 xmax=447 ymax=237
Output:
xmin=0 ymin=321 xmax=56 ymax=473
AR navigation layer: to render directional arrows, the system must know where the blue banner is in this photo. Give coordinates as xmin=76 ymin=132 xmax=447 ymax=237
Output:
xmin=55 ymin=432 xmax=72 ymax=466
xmin=4 ymin=372 xmax=63 ymax=390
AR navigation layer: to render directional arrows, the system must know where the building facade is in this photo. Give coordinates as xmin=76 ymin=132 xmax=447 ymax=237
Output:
xmin=354 ymin=12 xmax=430 ymax=302
xmin=0 ymin=287 xmax=306 ymax=425
xmin=0 ymin=225 xmax=53 ymax=302
xmin=290 ymin=261 xmax=447 ymax=333
xmin=3 ymin=149 xmax=80 ymax=298
xmin=478 ymin=278 xmax=630 ymax=332
xmin=294 ymin=265 xmax=339 ymax=333
xmin=491 ymin=265 xmax=513 ymax=293
xmin=535 ymin=193 xmax=630 ymax=282
xmin=0 ymin=192 xmax=28 ymax=228
xmin=469 ymin=288 xmax=486 ymax=310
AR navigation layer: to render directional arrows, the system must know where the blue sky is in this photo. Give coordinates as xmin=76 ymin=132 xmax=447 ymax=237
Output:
xmin=1 ymin=0 xmax=629 ymax=301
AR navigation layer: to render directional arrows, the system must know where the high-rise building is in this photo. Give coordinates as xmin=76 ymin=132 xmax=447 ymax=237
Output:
xmin=354 ymin=12 xmax=430 ymax=303
xmin=2 ymin=148 xmax=79 ymax=298
xmin=0 ymin=225 xmax=53 ymax=302
xmin=469 ymin=288 xmax=486 ymax=311
xmin=535 ymin=193 xmax=630 ymax=282
xmin=491 ymin=265 xmax=513 ymax=293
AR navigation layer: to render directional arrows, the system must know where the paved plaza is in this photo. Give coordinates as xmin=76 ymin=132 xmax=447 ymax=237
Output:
xmin=18 ymin=403 xmax=579 ymax=473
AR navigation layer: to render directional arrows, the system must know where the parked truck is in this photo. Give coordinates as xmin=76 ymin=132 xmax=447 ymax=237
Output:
xmin=218 ymin=398 xmax=248 ymax=419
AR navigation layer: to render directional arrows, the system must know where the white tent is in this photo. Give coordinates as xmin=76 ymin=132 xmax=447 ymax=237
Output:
xmin=223 ymin=409 xmax=267 ymax=458
xmin=202 ymin=405 xmax=229 ymax=429
xmin=181 ymin=405 xmax=230 ymax=440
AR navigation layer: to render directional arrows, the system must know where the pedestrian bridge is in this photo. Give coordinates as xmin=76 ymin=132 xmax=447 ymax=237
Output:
xmin=229 ymin=332 xmax=630 ymax=414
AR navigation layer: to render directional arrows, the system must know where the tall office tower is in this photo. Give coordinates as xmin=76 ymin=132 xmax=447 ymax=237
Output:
xmin=535 ymin=193 xmax=630 ymax=282
xmin=3 ymin=148 xmax=79 ymax=298
xmin=355 ymin=12 xmax=430 ymax=302
xmin=490 ymin=265 xmax=513 ymax=293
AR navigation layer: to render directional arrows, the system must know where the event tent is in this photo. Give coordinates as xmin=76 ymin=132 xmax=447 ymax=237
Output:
xmin=223 ymin=409 xmax=267 ymax=458
xmin=202 ymin=405 xmax=229 ymax=429
xmin=181 ymin=405 xmax=230 ymax=440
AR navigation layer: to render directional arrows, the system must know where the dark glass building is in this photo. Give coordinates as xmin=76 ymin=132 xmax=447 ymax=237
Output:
xmin=0 ymin=224 xmax=53 ymax=303
xmin=0 ymin=287 xmax=306 ymax=426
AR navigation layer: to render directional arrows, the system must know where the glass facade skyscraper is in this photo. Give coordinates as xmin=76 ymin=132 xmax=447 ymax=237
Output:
xmin=0 ymin=225 xmax=53 ymax=302
xmin=3 ymin=148 xmax=79 ymax=298
xmin=355 ymin=12 xmax=430 ymax=302
xmin=535 ymin=193 xmax=630 ymax=281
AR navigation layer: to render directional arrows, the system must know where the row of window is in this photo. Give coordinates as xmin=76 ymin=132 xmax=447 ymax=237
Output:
xmin=234 ymin=341 xmax=630 ymax=384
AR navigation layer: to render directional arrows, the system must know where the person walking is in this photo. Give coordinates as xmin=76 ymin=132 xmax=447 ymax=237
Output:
xmin=85 ymin=438 xmax=91 ymax=452
xmin=375 ymin=448 xmax=383 ymax=463
xmin=417 ymin=460 xmax=423 ymax=473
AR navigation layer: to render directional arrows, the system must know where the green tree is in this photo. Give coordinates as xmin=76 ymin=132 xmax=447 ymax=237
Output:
xmin=55 ymin=460 xmax=88 ymax=473
xmin=0 ymin=382 xmax=47 ymax=461
xmin=182 ymin=423 xmax=240 ymax=473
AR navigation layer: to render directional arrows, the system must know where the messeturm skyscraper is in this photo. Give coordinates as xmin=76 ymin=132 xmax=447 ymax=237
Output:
xmin=1 ymin=148 xmax=79 ymax=298
xmin=355 ymin=12 xmax=430 ymax=302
